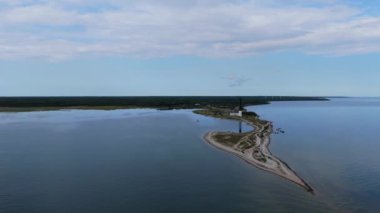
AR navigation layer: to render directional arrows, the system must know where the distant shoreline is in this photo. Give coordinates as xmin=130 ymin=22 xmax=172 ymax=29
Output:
xmin=0 ymin=96 xmax=328 ymax=112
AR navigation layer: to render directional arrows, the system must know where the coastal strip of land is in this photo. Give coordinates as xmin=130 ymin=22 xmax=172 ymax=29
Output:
xmin=0 ymin=96 xmax=328 ymax=112
xmin=196 ymin=108 xmax=314 ymax=193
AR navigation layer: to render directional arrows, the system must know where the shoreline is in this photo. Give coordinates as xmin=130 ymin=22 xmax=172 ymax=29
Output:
xmin=202 ymin=116 xmax=314 ymax=194
xmin=0 ymin=96 xmax=329 ymax=112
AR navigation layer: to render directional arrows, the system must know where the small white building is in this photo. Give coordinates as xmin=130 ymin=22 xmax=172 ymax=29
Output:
xmin=230 ymin=110 xmax=243 ymax=117
xmin=230 ymin=106 xmax=243 ymax=117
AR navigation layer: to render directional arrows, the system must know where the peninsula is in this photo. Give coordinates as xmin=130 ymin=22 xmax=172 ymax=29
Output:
xmin=194 ymin=107 xmax=314 ymax=193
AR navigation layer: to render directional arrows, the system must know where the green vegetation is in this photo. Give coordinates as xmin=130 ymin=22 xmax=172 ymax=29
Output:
xmin=258 ymin=157 xmax=267 ymax=163
xmin=194 ymin=108 xmax=265 ymax=126
xmin=193 ymin=108 xmax=230 ymax=119
xmin=0 ymin=96 xmax=328 ymax=112
xmin=213 ymin=132 xmax=248 ymax=146
xmin=243 ymin=111 xmax=258 ymax=117
xmin=0 ymin=106 xmax=142 ymax=112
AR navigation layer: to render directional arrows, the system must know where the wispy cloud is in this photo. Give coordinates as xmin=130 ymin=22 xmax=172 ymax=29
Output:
xmin=223 ymin=76 xmax=250 ymax=87
xmin=0 ymin=0 xmax=380 ymax=59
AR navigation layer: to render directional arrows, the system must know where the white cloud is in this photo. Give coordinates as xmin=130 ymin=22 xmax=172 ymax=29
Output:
xmin=0 ymin=0 xmax=380 ymax=59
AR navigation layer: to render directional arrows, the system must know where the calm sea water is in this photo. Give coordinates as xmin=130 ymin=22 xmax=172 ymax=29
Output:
xmin=0 ymin=98 xmax=379 ymax=212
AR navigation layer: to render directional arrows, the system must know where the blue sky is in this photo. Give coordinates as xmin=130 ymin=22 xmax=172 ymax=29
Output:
xmin=0 ymin=0 xmax=380 ymax=96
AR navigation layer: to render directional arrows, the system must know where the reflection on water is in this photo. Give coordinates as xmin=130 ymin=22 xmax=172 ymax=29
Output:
xmin=247 ymin=98 xmax=380 ymax=212
xmin=1 ymin=99 xmax=380 ymax=212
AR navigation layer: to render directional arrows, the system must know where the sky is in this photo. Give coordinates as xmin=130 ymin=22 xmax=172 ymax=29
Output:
xmin=0 ymin=0 xmax=380 ymax=96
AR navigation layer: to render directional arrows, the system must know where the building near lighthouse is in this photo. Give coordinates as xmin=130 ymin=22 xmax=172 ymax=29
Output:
xmin=230 ymin=97 xmax=246 ymax=117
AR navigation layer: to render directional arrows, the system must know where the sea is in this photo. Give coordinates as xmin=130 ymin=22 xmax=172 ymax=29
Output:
xmin=0 ymin=98 xmax=379 ymax=212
